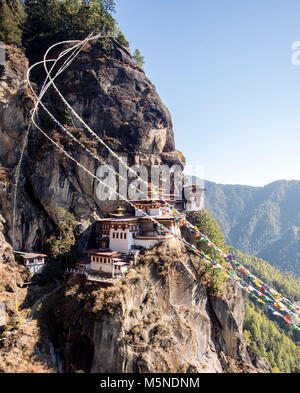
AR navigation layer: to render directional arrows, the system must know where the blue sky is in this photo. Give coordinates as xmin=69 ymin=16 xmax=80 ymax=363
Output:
xmin=115 ymin=0 xmax=300 ymax=186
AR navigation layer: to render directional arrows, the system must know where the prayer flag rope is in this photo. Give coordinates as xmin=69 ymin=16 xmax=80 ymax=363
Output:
xmin=25 ymin=34 xmax=299 ymax=331
xmin=39 ymin=40 xmax=300 ymax=319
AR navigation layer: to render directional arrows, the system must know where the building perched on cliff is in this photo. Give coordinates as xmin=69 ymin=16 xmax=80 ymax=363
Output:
xmin=76 ymin=202 xmax=181 ymax=277
xmin=183 ymin=183 xmax=206 ymax=211
xmin=75 ymin=182 xmax=206 ymax=279
xmin=76 ymin=185 xmax=190 ymax=278
xmin=13 ymin=251 xmax=47 ymax=274
xmin=86 ymin=249 xmax=129 ymax=276
xmin=96 ymin=201 xmax=182 ymax=254
xmin=95 ymin=181 xmax=206 ymax=250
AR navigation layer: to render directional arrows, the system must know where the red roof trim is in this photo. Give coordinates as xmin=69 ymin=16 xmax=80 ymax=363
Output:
xmin=19 ymin=253 xmax=47 ymax=259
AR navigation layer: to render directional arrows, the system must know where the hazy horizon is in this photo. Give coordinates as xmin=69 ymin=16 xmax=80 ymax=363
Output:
xmin=187 ymin=175 xmax=300 ymax=188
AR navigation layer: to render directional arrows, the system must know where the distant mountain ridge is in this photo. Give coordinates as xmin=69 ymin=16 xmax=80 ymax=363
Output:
xmin=202 ymin=179 xmax=300 ymax=276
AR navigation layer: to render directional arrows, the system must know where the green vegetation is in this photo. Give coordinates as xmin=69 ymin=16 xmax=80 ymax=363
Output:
xmin=229 ymin=246 xmax=300 ymax=302
xmin=133 ymin=49 xmax=145 ymax=67
xmin=0 ymin=0 xmax=143 ymax=66
xmin=0 ymin=0 xmax=25 ymax=46
xmin=229 ymin=245 xmax=300 ymax=345
xmin=6 ymin=315 xmax=19 ymax=331
xmin=47 ymin=207 xmax=77 ymax=262
xmin=191 ymin=209 xmax=228 ymax=264
xmin=184 ymin=209 xmax=300 ymax=372
xmin=23 ymin=0 xmax=118 ymax=62
xmin=62 ymin=106 xmax=73 ymax=126
xmin=244 ymin=300 xmax=300 ymax=373
xmin=184 ymin=209 xmax=228 ymax=295
xmin=115 ymin=30 xmax=129 ymax=49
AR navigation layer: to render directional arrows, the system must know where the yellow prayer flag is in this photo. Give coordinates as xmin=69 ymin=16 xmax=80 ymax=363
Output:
xmin=15 ymin=298 xmax=22 ymax=328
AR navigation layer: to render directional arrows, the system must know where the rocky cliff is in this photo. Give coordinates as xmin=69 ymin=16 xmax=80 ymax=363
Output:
xmin=40 ymin=242 xmax=262 ymax=373
xmin=0 ymin=38 xmax=184 ymax=252
xmin=0 ymin=39 xmax=266 ymax=373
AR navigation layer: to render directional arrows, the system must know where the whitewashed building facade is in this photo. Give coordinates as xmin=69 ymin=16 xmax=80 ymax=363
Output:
xmin=14 ymin=251 xmax=47 ymax=274
xmin=76 ymin=191 xmax=192 ymax=279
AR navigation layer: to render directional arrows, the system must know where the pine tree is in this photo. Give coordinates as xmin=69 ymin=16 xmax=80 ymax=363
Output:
xmin=133 ymin=48 xmax=144 ymax=67
xmin=0 ymin=0 xmax=26 ymax=46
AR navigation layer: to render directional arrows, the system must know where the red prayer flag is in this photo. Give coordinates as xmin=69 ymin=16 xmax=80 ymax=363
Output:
xmin=284 ymin=316 xmax=292 ymax=325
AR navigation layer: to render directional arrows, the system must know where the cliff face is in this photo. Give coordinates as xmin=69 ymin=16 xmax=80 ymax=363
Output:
xmin=41 ymin=243 xmax=261 ymax=373
xmin=0 ymin=212 xmax=54 ymax=373
xmin=0 ymin=39 xmax=184 ymax=252
xmin=0 ymin=40 xmax=266 ymax=374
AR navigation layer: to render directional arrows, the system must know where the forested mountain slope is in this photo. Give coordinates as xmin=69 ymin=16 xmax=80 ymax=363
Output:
xmin=204 ymin=179 xmax=300 ymax=276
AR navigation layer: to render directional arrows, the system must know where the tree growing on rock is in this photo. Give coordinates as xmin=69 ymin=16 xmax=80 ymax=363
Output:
xmin=133 ymin=49 xmax=144 ymax=67
xmin=48 ymin=207 xmax=77 ymax=262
